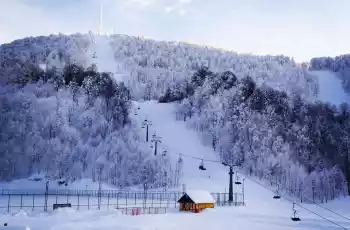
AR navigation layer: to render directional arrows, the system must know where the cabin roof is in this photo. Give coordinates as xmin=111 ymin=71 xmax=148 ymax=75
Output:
xmin=178 ymin=190 xmax=215 ymax=204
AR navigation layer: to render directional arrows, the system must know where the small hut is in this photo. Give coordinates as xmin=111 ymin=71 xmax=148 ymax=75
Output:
xmin=177 ymin=190 xmax=215 ymax=213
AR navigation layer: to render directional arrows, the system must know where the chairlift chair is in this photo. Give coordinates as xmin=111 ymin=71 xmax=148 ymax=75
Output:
xmin=273 ymin=193 xmax=281 ymax=199
xmin=273 ymin=185 xmax=281 ymax=199
xmin=235 ymin=174 xmax=242 ymax=185
xmin=291 ymin=210 xmax=301 ymax=221
xmin=291 ymin=203 xmax=301 ymax=221
xmin=199 ymin=160 xmax=206 ymax=171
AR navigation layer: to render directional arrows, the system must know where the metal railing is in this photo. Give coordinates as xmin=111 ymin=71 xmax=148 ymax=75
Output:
xmin=0 ymin=190 xmax=244 ymax=213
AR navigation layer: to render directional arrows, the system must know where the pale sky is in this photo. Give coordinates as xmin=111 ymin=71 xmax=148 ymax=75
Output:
xmin=0 ymin=0 xmax=349 ymax=62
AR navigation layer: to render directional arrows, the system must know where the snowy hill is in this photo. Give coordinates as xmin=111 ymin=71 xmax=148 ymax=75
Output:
xmin=2 ymin=99 xmax=350 ymax=230
xmin=0 ymin=33 xmax=349 ymax=200
xmin=0 ymin=33 xmax=318 ymax=100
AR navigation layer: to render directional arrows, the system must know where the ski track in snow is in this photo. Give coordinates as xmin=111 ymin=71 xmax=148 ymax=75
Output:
xmin=311 ymin=70 xmax=350 ymax=106
xmin=2 ymin=101 xmax=350 ymax=230
xmin=90 ymin=35 xmax=124 ymax=82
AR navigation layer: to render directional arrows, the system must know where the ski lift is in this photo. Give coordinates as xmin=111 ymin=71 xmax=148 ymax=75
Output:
xmin=178 ymin=154 xmax=183 ymax=163
xmin=235 ymin=174 xmax=242 ymax=185
xmin=162 ymin=150 xmax=167 ymax=157
xmin=138 ymin=106 xmax=140 ymax=110
xmin=92 ymin=52 xmax=97 ymax=59
xmin=273 ymin=185 xmax=281 ymax=199
xmin=199 ymin=160 xmax=206 ymax=171
xmin=291 ymin=203 xmax=301 ymax=221
xmin=222 ymin=162 xmax=228 ymax=166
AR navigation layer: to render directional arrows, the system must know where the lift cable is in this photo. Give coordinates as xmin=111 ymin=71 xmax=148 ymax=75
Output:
xmin=267 ymin=178 xmax=350 ymax=222
xmin=244 ymin=175 xmax=349 ymax=230
xmin=135 ymin=105 xmax=349 ymax=229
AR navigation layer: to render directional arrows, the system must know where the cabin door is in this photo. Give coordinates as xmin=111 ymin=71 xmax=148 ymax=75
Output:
xmin=184 ymin=203 xmax=191 ymax=211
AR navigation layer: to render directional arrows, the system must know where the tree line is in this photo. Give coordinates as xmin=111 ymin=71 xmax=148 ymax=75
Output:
xmin=159 ymin=66 xmax=350 ymax=201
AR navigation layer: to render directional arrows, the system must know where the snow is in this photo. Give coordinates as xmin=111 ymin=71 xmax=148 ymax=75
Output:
xmin=311 ymin=70 xmax=350 ymax=105
xmin=0 ymin=226 xmax=29 ymax=230
xmin=2 ymin=100 xmax=350 ymax=230
xmin=88 ymin=34 xmax=125 ymax=82
xmin=184 ymin=190 xmax=215 ymax=204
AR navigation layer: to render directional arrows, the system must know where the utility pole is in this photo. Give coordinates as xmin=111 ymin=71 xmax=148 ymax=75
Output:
xmin=98 ymin=167 xmax=102 ymax=210
xmin=151 ymin=133 xmax=161 ymax=156
xmin=142 ymin=119 xmax=152 ymax=142
xmin=44 ymin=180 xmax=49 ymax=211
xmin=229 ymin=166 xmax=234 ymax=202
xmin=222 ymin=161 xmax=242 ymax=203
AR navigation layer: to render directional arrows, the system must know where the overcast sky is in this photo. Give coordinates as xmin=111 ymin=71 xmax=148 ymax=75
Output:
xmin=0 ymin=0 xmax=349 ymax=62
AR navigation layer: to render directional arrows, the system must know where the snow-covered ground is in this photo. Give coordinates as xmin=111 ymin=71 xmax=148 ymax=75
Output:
xmin=2 ymin=100 xmax=350 ymax=230
xmin=87 ymin=34 xmax=125 ymax=82
xmin=311 ymin=70 xmax=350 ymax=105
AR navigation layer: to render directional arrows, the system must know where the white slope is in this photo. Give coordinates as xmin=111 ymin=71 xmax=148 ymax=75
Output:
xmin=131 ymin=100 xmax=350 ymax=229
xmin=2 ymin=101 xmax=350 ymax=230
xmin=88 ymin=35 xmax=124 ymax=82
xmin=134 ymin=100 xmax=227 ymax=191
xmin=311 ymin=70 xmax=350 ymax=105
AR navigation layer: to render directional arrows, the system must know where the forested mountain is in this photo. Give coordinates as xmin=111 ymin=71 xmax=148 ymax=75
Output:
xmin=0 ymin=63 xmax=174 ymax=189
xmin=0 ymin=33 xmax=317 ymax=101
xmin=1 ymin=33 xmax=348 ymax=200
xmin=162 ymin=67 xmax=349 ymax=200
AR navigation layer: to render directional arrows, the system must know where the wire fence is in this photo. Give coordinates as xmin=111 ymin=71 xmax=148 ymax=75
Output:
xmin=0 ymin=190 xmax=244 ymax=214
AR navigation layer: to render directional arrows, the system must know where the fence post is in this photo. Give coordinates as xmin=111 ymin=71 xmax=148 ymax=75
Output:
xmin=77 ymin=194 xmax=80 ymax=210
xmin=117 ymin=193 xmax=119 ymax=208
xmin=7 ymin=194 xmax=10 ymax=213
xmin=32 ymin=196 xmax=35 ymax=211
xmin=160 ymin=193 xmax=162 ymax=207
xmin=234 ymin=193 xmax=237 ymax=206
xmin=107 ymin=193 xmax=110 ymax=210
xmin=66 ymin=194 xmax=69 ymax=203
xmin=20 ymin=195 xmax=23 ymax=209
xmin=126 ymin=193 xmax=128 ymax=207
xmin=242 ymin=179 xmax=245 ymax=206
xmin=135 ymin=193 xmax=136 ymax=205
xmin=88 ymin=195 xmax=90 ymax=210
xmin=152 ymin=193 xmax=154 ymax=207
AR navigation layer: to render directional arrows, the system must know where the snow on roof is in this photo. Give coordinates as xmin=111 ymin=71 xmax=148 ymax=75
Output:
xmin=185 ymin=190 xmax=215 ymax=204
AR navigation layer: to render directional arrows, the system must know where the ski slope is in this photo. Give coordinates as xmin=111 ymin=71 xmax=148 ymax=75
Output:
xmin=2 ymin=101 xmax=350 ymax=230
xmin=88 ymin=34 xmax=124 ymax=82
xmin=311 ymin=70 xmax=350 ymax=105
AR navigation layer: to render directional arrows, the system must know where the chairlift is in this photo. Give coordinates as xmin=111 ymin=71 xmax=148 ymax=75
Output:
xmin=235 ymin=174 xmax=242 ymax=185
xmin=138 ymin=106 xmax=140 ymax=110
xmin=273 ymin=185 xmax=281 ymax=199
xmin=178 ymin=154 xmax=183 ymax=163
xmin=162 ymin=150 xmax=167 ymax=157
xmin=199 ymin=160 xmax=206 ymax=171
xmin=222 ymin=162 xmax=228 ymax=166
xmin=291 ymin=203 xmax=301 ymax=221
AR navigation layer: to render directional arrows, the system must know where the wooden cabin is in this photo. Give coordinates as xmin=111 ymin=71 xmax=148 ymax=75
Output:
xmin=177 ymin=190 xmax=215 ymax=213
